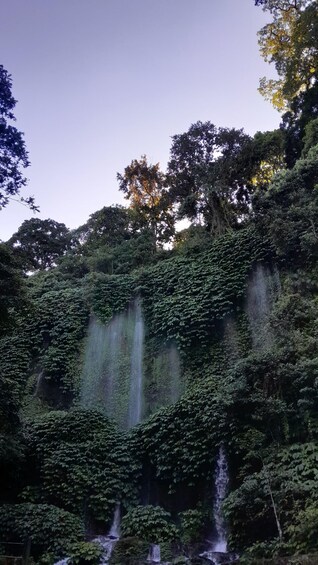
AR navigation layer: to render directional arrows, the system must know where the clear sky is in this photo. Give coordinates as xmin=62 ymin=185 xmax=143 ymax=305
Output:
xmin=0 ymin=0 xmax=279 ymax=241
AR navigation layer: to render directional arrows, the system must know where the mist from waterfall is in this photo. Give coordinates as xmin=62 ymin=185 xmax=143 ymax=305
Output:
xmin=80 ymin=298 xmax=144 ymax=429
xmin=246 ymin=264 xmax=280 ymax=350
xmin=128 ymin=299 xmax=144 ymax=427
xmin=80 ymin=298 xmax=182 ymax=429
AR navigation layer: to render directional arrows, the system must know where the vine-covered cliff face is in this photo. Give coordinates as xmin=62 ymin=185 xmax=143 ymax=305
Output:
xmin=2 ymin=146 xmax=318 ymax=564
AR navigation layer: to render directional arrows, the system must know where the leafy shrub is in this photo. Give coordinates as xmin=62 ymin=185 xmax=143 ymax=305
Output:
xmin=0 ymin=503 xmax=83 ymax=558
xmin=25 ymin=409 xmax=139 ymax=523
xmin=121 ymin=506 xmax=178 ymax=543
xmin=178 ymin=509 xmax=207 ymax=545
xmin=69 ymin=542 xmax=103 ymax=565
xmin=110 ymin=537 xmax=148 ymax=565
xmin=287 ymin=504 xmax=318 ymax=553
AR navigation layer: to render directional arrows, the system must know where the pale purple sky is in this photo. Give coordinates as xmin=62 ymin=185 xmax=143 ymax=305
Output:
xmin=0 ymin=0 xmax=279 ymax=240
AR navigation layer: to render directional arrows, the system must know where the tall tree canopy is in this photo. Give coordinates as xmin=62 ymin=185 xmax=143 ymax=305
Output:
xmin=255 ymin=0 xmax=318 ymax=111
xmin=8 ymin=218 xmax=72 ymax=272
xmin=0 ymin=65 xmax=35 ymax=210
xmin=117 ymin=156 xmax=174 ymax=247
xmin=167 ymin=122 xmax=253 ymax=236
xmin=74 ymin=205 xmax=132 ymax=252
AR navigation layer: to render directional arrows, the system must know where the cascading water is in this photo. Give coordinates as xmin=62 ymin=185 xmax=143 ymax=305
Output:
xmin=146 ymin=343 xmax=182 ymax=415
xmin=200 ymin=446 xmax=238 ymax=564
xmin=211 ymin=445 xmax=229 ymax=553
xmin=128 ymin=299 xmax=144 ymax=428
xmin=147 ymin=544 xmax=161 ymax=563
xmin=246 ymin=263 xmax=280 ymax=350
xmin=80 ymin=299 xmax=144 ymax=429
xmin=109 ymin=502 xmax=121 ymax=538
xmin=80 ymin=298 xmax=182 ymax=429
xmin=94 ymin=503 xmax=121 ymax=564
xmin=53 ymin=504 xmax=121 ymax=565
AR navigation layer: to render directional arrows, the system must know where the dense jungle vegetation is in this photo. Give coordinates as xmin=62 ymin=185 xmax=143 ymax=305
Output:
xmin=1 ymin=1 xmax=318 ymax=564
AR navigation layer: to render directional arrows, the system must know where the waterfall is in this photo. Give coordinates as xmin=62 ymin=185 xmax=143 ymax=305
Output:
xmin=200 ymin=446 xmax=234 ymax=564
xmin=212 ymin=445 xmax=229 ymax=553
xmin=93 ymin=503 xmax=121 ymax=564
xmin=222 ymin=317 xmax=240 ymax=367
xmin=53 ymin=504 xmax=121 ymax=565
xmin=146 ymin=343 xmax=182 ymax=415
xmin=80 ymin=299 xmax=144 ymax=429
xmin=147 ymin=544 xmax=161 ymax=563
xmin=81 ymin=298 xmax=183 ymax=428
xmin=109 ymin=502 xmax=121 ymax=538
xmin=128 ymin=299 xmax=144 ymax=428
xmin=168 ymin=345 xmax=182 ymax=404
xmin=246 ymin=264 xmax=280 ymax=350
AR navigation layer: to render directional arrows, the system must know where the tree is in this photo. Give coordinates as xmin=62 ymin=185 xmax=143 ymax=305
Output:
xmin=255 ymin=0 xmax=318 ymax=111
xmin=253 ymin=143 xmax=318 ymax=265
xmin=117 ymin=156 xmax=174 ymax=248
xmin=167 ymin=122 xmax=253 ymax=236
xmin=0 ymin=65 xmax=36 ymax=210
xmin=280 ymin=81 xmax=318 ymax=167
xmin=249 ymin=129 xmax=286 ymax=187
xmin=74 ymin=205 xmax=132 ymax=252
xmin=8 ymin=218 xmax=72 ymax=271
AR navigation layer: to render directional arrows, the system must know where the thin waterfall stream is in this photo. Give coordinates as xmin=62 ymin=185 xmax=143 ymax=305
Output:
xmin=200 ymin=445 xmax=238 ymax=564
xmin=53 ymin=504 xmax=121 ymax=565
xmin=128 ymin=299 xmax=144 ymax=428
xmin=212 ymin=445 xmax=229 ymax=553
xmin=94 ymin=503 xmax=121 ymax=564
xmin=147 ymin=544 xmax=161 ymax=563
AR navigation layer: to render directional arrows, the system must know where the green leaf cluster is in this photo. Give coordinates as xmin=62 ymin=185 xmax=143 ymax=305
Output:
xmin=121 ymin=505 xmax=178 ymax=543
xmin=0 ymin=503 xmax=83 ymax=559
xmin=24 ymin=409 xmax=139 ymax=523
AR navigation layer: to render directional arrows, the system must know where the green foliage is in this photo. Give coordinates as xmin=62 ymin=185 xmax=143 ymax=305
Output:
xmin=140 ymin=227 xmax=271 ymax=348
xmin=0 ymin=64 xmax=35 ymax=210
xmin=249 ymin=130 xmax=286 ymax=188
xmin=0 ymin=244 xmax=26 ymax=333
xmin=69 ymin=542 xmax=103 ymax=565
xmin=74 ymin=205 xmax=132 ymax=251
xmin=133 ymin=377 xmax=230 ymax=492
xmin=256 ymin=1 xmax=317 ymax=111
xmin=167 ymin=122 xmax=253 ymax=234
xmin=254 ymin=145 xmax=318 ymax=266
xmin=0 ymin=503 xmax=83 ymax=558
xmin=4 ymin=102 xmax=318 ymax=561
xmin=27 ymin=286 xmax=88 ymax=396
xmin=174 ymin=225 xmax=212 ymax=255
xmin=178 ymin=509 xmax=207 ymax=545
xmin=118 ymin=155 xmax=174 ymax=247
xmin=302 ymin=118 xmax=318 ymax=158
xmin=25 ymin=409 xmax=139 ymax=522
xmin=0 ymin=332 xmax=31 ymax=433
xmin=224 ymin=443 xmax=318 ymax=550
xmin=0 ymin=330 xmax=31 ymax=498
xmin=84 ymin=234 xmax=158 ymax=276
xmin=287 ymin=504 xmax=318 ymax=553
xmin=110 ymin=537 xmax=148 ymax=565
xmin=8 ymin=218 xmax=73 ymax=272
xmin=121 ymin=506 xmax=178 ymax=543
xmin=86 ymin=272 xmax=134 ymax=323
